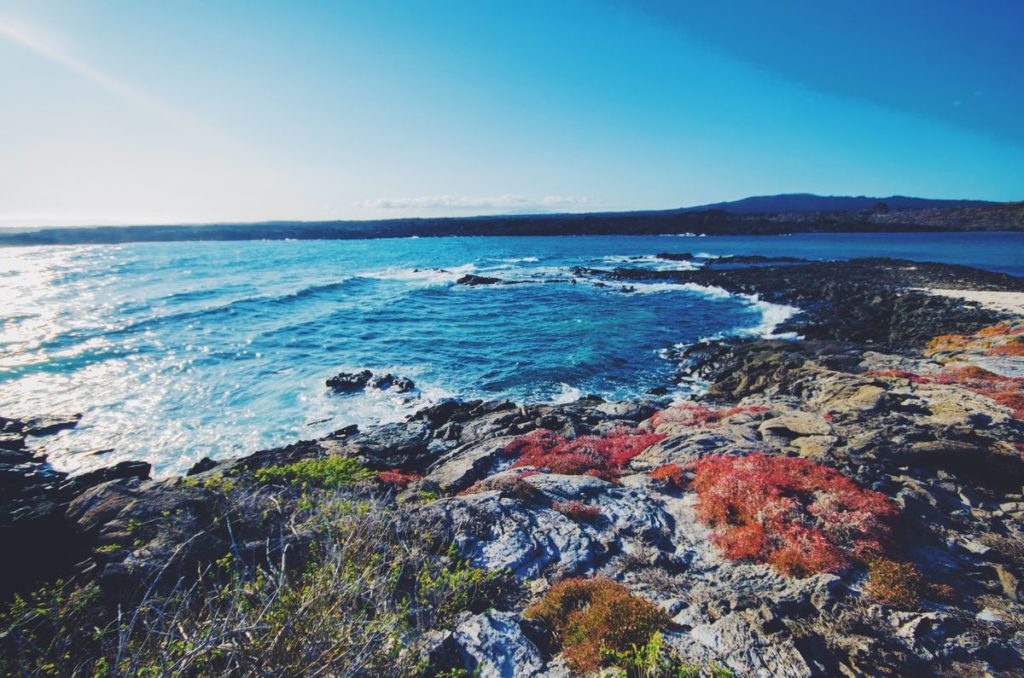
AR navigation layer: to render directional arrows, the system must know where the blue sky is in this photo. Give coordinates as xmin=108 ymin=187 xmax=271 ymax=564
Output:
xmin=1 ymin=0 xmax=1022 ymax=226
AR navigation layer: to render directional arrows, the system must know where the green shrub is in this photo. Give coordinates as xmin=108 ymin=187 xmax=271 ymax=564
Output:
xmin=182 ymin=474 xmax=238 ymax=494
xmin=601 ymin=631 xmax=707 ymax=677
xmin=253 ymin=456 xmax=374 ymax=489
xmin=0 ymin=580 xmax=102 ymax=677
xmin=864 ymin=558 xmax=922 ymax=609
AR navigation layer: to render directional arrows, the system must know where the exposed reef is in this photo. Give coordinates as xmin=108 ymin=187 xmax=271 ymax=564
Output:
xmin=575 ymin=257 xmax=1022 ymax=350
xmin=2 ymin=259 xmax=1023 ymax=676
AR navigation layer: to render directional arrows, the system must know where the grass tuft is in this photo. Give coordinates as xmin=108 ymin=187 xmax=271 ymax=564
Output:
xmin=253 ymin=456 xmax=375 ymax=489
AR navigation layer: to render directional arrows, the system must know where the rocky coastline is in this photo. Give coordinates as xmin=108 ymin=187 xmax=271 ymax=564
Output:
xmin=2 ymin=258 xmax=1023 ymax=676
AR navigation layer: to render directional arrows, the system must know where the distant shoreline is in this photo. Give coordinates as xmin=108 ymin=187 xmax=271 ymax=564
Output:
xmin=2 ymin=213 xmax=1023 ymax=247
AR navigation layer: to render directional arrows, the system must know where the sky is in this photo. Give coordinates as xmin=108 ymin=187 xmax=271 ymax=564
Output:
xmin=1 ymin=0 xmax=1023 ymax=227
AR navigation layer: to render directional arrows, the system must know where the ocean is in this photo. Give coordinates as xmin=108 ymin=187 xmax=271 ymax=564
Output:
xmin=1 ymin=231 xmax=1021 ymax=475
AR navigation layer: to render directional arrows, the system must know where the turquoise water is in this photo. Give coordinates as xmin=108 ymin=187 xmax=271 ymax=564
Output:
xmin=0 ymin=232 xmax=1020 ymax=475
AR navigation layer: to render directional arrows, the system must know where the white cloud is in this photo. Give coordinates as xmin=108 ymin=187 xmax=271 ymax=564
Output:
xmin=355 ymin=195 xmax=591 ymax=210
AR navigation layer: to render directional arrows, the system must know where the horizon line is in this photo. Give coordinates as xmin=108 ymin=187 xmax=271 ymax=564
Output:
xmin=0 ymin=192 xmax=1013 ymax=232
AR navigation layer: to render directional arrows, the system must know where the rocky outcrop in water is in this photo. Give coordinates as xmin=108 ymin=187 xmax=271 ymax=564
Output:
xmin=327 ymin=369 xmax=416 ymax=393
xmin=457 ymin=274 xmax=505 ymax=286
xmin=576 ymin=257 xmax=1022 ymax=350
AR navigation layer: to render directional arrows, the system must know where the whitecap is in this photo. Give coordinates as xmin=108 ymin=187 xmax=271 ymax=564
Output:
xmin=303 ymin=368 xmax=456 ymax=439
xmin=615 ymin=282 xmax=693 ymax=294
xmin=598 ymin=254 xmax=700 ymax=271
xmin=600 ymin=279 xmax=798 ymax=338
xmin=360 ymin=263 xmax=476 ymax=285
xmin=736 ymin=294 xmax=801 ymax=339
xmin=551 ymin=382 xmax=583 ymax=404
xmin=677 ymin=282 xmax=734 ymax=299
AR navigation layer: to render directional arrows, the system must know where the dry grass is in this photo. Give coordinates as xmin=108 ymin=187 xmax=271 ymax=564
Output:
xmin=1 ymin=490 xmax=508 ymax=677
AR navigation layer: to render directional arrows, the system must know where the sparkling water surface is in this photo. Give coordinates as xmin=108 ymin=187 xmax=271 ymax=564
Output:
xmin=1 ymin=232 xmax=1021 ymax=475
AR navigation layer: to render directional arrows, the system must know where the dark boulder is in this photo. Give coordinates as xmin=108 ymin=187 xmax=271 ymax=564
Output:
xmin=23 ymin=413 xmax=82 ymax=436
xmin=456 ymin=274 xmax=502 ymax=286
xmin=393 ymin=376 xmax=416 ymax=392
xmin=347 ymin=421 xmax=441 ymax=471
xmin=412 ymin=399 xmax=481 ymax=427
xmin=61 ymin=460 xmax=151 ymax=496
xmin=328 ymin=370 xmax=416 ymax=394
xmin=0 ymin=416 xmax=27 ymax=434
xmin=186 ymin=456 xmax=219 ymax=475
xmin=326 ymin=369 xmax=373 ymax=392
xmin=66 ymin=478 xmax=230 ymax=601
xmin=368 ymin=373 xmax=416 ymax=392
xmin=0 ymin=431 xmax=26 ymax=451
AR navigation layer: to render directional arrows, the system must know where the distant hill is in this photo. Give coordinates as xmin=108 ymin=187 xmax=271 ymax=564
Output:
xmin=678 ymin=193 xmax=996 ymax=214
xmin=1 ymin=195 xmax=1021 ymax=246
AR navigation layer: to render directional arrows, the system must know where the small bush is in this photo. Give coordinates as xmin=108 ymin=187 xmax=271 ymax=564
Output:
xmin=180 ymin=474 xmax=238 ymax=494
xmin=649 ymin=463 xmax=687 ymax=490
xmin=864 ymin=558 xmax=922 ymax=609
xmin=377 ymin=468 xmax=423 ymax=488
xmin=503 ymin=428 xmax=665 ymax=480
xmin=524 ymin=577 xmax=670 ymax=673
xmin=0 ymin=580 xmax=101 ymax=677
xmin=938 ymin=365 xmax=1003 ymax=383
xmin=932 ymin=367 xmax=1024 ymax=419
xmin=600 ymin=630 xmax=714 ymax=677
xmin=253 ymin=456 xmax=374 ymax=489
xmin=552 ymin=500 xmax=601 ymax=522
xmin=692 ymin=453 xmax=898 ymax=577
xmin=927 ymin=582 xmax=956 ymax=603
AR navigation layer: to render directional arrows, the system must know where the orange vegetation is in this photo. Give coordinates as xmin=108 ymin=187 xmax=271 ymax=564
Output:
xmin=524 ymin=577 xmax=670 ymax=672
xmin=649 ymin=463 xmax=687 ymax=490
xmin=376 ymin=469 xmax=423 ymax=487
xmin=692 ymin=454 xmax=898 ymax=577
xmin=864 ymin=558 xmax=922 ymax=608
xmin=503 ymin=428 xmax=665 ymax=480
